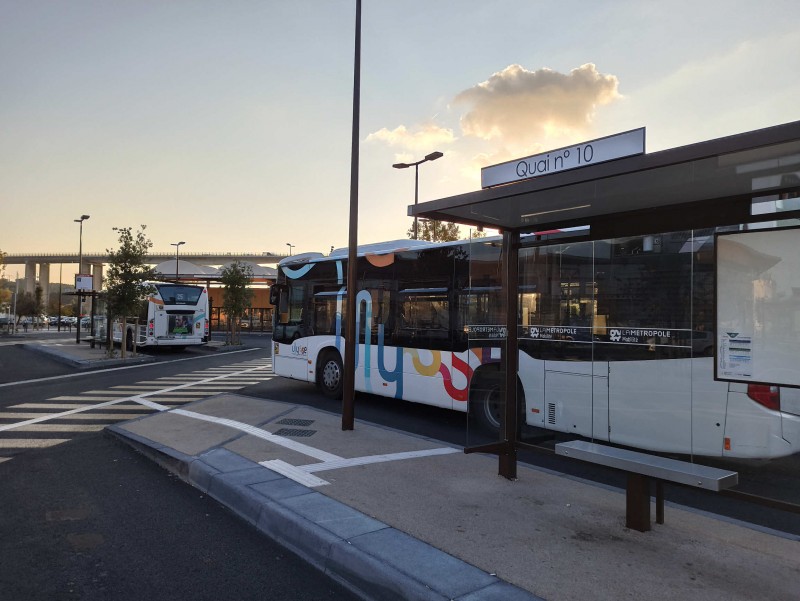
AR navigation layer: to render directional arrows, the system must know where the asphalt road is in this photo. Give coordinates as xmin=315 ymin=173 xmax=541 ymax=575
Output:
xmin=0 ymin=334 xmax=359 ymax=601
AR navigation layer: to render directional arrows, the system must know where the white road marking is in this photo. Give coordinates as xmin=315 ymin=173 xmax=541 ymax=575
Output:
xmin=12 ymin=424 xmax=105 ymax=432
xmin=10 ymin=403 xmax=151 ymax=411
xmin=0 ymin=362 xmax=270 ymax=432
xmin=0 ymin=439 xmax=69 ymax=448
xmin=0 ymin=347 xmax=261 ymax=388
xmin=0 ymin=413 xmax=147 ymax=420
xmin=171 ymin=409 xmax=342 ymax=462
xmin=260 ymin=460 xmax=331 ymax=487
xmin=301 ymin=447 xmax=460 ymax=472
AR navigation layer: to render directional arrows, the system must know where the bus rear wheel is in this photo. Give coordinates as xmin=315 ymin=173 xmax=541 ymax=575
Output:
xmin=319 ymin=352 xmax=344 ymax=400
xmin=472 ymin=380 xmax=503 ymax=432
xmin=470 ymin=373 xmax=525 ymax=434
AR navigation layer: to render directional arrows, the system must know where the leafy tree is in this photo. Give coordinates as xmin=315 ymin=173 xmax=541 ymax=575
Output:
xmin=220 ymin=261 xmax=253 ymax=346
xmin=16 ymin=291 xmax=36 ymax=323
xmin=105 ymin=226 xmax=155 ymax=353
xmin=408 ymin=219 xmax=461 ymax=242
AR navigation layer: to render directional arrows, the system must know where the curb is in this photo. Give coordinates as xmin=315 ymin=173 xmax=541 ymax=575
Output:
xmin=23 ymin=343 xmax=156 ymax=369
xmin=105 ymin=425 xmax=543 ymax=601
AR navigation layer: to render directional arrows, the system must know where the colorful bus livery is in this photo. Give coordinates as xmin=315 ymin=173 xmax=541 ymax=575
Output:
xmin=270 ymin=233 xmax=800 ymax=460
xmin=112 ymin=283 xmax=210 ymax=349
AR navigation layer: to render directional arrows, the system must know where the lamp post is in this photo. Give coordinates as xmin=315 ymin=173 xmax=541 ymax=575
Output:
xmin=286 ymin=243 xmax=295 ymax=256
xmin=171 ymin=241 xmax=185 ymax=282
xmin=74 ymin=214 xmax=89 ymax=343
xmin=392 ymin=151 xmax=443 ymax=240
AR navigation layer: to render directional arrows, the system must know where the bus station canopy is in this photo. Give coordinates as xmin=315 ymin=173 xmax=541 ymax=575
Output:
xmin=411 ymin=120 xmax=800 ymax=238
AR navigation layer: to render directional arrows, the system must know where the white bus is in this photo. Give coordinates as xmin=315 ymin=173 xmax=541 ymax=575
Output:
xmin=112 ymin=282 xmax=209 ymax=349
xmin=270 ymin=229 xmax=800 ymax=459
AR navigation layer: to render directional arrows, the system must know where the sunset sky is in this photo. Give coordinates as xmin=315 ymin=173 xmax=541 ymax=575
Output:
xmin=2 ymin=1 xmax=799 ymax=281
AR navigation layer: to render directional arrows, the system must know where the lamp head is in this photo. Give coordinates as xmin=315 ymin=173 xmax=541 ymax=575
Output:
xmin=392 ymin=163 xmax=410 ymax=169
xmin=424 ymin=151 xmax=443 ymax=162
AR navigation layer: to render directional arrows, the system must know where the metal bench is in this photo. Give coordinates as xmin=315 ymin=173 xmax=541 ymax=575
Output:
xmin=555 ymin=440 xmax=738 ymax=532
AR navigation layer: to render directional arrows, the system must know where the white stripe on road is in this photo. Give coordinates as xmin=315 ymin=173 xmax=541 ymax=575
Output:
xmin=1 ymin=413 xmax=148 ymax=420
xmin=0 ymin=347 xmax=261 ymax=388
xmin=0 ymin=439 xmax=69 ymax=448
xmin=301 ymin=447 xmax=460 ymax=473
xmin=171 ymin=409 xmax=342 ymax=462
xmin=260 ymin=460 xmax=331 ymax=487
xmin=10 ymin=424 xmax=105 ymax=432
xmin=10 ymin=403 xmax=151 ymax=410
xmin=0 ymin=363 xmax=271 ymax=432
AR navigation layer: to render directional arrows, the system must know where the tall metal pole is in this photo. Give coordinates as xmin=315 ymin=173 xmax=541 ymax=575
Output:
xmin=413 ymin=163 xmax=419 ymax=240
xmin=342 ymin=0 xmax=361 ymax=431
xmin=75 ymin=216 xmax=89 ymax=343
xmin=171 ymin=241 xmax=185 ymax=283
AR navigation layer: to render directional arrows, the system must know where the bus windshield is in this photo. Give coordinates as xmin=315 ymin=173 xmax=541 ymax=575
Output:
xmin=155 ymin=284 xmax=204 ymax=305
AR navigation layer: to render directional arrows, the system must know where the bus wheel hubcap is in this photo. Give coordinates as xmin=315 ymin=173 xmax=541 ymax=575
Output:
xmin=323 ymin=362 xmax=340 ymax=389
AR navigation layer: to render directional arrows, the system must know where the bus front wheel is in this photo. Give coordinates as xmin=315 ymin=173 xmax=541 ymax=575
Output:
xmin=319 ymin=352 xmax=344 ymax=400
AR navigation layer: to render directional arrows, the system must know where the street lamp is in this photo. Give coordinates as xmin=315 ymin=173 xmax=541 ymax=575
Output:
xmin=171 ymin=241 xmax=185 ymax=282
xmin=74 ymin=215 xmax=89 ymax=343
xmin=393 ymin=151 xmax=443 ymax=240
xmin=286 ymin=243 xmax=295 ymax=256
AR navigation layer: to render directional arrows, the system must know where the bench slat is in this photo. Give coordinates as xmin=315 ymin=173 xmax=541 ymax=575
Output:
xmin=555 ymin=440 xmax=738 ymax=490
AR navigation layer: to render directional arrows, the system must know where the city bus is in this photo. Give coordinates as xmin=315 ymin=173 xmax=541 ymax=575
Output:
xmin=112 ymin=282 xmax=209 ymax=349
xmin=270 ymin=229 xmax=800 ymax=459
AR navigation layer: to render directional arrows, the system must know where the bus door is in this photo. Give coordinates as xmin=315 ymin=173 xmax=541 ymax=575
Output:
xmin=151 ymin=306 xmax=169 ymax=340
xmin=519 ymin=241 xmax=610 ymax=442
xmin=271 ymin=283 xmax=311 ymax=381
xmin=597 ymin=234 xmax=693 ymax=454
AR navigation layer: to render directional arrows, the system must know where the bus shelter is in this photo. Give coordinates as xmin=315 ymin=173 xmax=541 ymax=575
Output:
xmin=410 ymin=120 xmax=800 ymax=480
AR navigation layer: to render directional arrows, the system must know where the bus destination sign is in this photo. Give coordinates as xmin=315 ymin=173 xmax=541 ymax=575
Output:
xmin=481 ymin=127 xmax=645 ymax=188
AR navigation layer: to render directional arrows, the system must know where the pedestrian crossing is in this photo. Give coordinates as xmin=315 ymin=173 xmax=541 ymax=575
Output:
xmin=0 ymin=358 xmax=274 ymax=463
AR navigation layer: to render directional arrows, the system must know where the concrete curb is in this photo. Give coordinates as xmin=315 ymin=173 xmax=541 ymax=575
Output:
xmin=105 ymin=425 xmax=543 ymax=601
xmin=23 ymin=343 xmax=156 ymax=369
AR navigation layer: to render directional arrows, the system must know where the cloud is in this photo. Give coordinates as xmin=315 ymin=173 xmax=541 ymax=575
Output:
xmin=453 ymin=63 xmax=621 ymax=147
xmin=365 ymin=123 xmax=455 ymax=152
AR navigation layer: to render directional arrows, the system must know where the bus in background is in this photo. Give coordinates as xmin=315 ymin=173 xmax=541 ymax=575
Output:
xmin=270 ymin=229 xmax=800 ymax=461
xmin=112 ymin=282 xmax=209 ymax=350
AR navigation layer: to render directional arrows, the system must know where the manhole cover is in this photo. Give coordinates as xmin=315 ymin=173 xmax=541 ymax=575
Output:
xmin=274 ymin=428 xmax=316 ymax=438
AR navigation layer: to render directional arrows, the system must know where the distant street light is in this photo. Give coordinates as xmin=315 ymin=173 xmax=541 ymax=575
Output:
xmin=74 ymin=214 xmax=90 ymax=344
xmin=171 ymin=241 xmax=186 ymax=282
xmin=286 ymin=243 xmax=295 ymax=256
xmin=393 ymin=151 xmax=443 ymax=240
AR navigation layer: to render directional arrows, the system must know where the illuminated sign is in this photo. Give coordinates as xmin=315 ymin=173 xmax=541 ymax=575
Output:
xmin=481 ymin=128 xmax=645 ymax=188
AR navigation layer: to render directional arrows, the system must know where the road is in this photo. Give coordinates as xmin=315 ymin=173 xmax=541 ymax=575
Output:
xmin=0 ymin=332 xmax=359 ymax=601
xmin=1 ymin=329 xmax=798 ymax=601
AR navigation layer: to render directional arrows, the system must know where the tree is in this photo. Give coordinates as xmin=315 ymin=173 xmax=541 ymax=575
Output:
xmin=407 ymin=219 xmax=461 ymax=242
xmin=220 ymin=261 xmax=253 ymax=346
xmin=105 ymin=226 xmax=155 ymax=354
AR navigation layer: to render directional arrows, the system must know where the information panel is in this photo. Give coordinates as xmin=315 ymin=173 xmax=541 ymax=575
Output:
xmin=716 ymin=227 xmax=800 ymax=387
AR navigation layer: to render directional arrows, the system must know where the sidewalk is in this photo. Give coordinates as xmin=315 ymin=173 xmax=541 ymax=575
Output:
xmin=106 ymin=393 xmax=799 ymax=601
xmin=20 ymin=335 xmax=228 ymax=368
xmin=26 ymin=342 xmax=800 ymax=600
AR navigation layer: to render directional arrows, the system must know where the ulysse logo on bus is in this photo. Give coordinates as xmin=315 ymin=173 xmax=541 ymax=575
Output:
xmin=291 ymin=342 xmax=308 ymax=357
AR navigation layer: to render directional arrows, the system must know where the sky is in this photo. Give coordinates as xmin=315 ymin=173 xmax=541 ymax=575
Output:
xmin=2 ymin=0 xmax=800 ymax=282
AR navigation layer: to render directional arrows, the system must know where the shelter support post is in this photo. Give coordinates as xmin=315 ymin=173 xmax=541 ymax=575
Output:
xmin=500 ymin=230 xmax=520 ymax=479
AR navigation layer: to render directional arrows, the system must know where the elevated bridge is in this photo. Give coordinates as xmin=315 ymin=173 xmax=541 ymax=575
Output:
xmin=2 ymin=251 xmax=288 ymax=295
